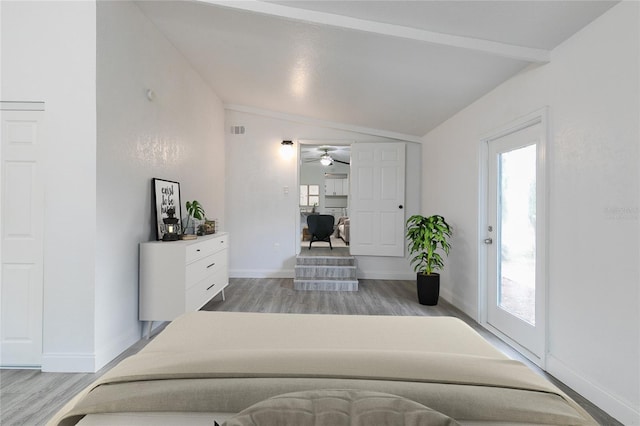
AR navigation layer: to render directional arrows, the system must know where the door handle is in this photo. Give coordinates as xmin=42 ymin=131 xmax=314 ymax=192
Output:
xmin=484 ymin=238 xmax=493 ymax=244
xmin=398 ymin=205 xmax=403 ymax=209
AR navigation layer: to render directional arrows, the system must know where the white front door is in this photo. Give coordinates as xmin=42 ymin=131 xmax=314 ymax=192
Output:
xmin=350 ymin=142 xmax=405 ymax=257
xmin=1 ymin=106 xmax=45 ymax=367
xmin=484 ymin=117 xmax=546 ymax=366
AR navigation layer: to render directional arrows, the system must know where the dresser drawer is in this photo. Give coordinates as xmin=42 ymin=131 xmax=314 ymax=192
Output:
xmin=185 ymin=270 xmax=227 ymax=312
xmin=186 ymin=235 xmax=229 ymax=263
xmin=185 ymin=250 xmax=227 ymax=289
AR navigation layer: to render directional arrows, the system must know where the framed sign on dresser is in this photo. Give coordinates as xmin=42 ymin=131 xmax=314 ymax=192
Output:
xmin=139 ymin=233 xmax=229 ymax=337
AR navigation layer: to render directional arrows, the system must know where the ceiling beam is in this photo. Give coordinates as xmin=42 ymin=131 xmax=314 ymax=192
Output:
xmin=199 ymin=0 xmax=550 ymax=63
xmin=225 ymin=104 xmax=424 ymax=143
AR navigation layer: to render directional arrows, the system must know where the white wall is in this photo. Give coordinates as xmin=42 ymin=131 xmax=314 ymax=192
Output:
xmin=421 ymin=3 xmax=639 ymax=423
xmin=1 ymin=1 xmax=98 ymax=371
xmin=225 ymin=109 xmax=419 ymax=279
xmin=95 ymin=1 xmax=225 ymax=369
xmin=1 ymin=0 xmax=225 ymax=372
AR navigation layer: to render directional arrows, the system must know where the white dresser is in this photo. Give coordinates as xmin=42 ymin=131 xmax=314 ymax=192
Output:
xmin=139 ymin=233 xmax=229 ymax=333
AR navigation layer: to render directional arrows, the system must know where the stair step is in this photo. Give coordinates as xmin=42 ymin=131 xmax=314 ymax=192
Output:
xmin=293 ymin=279 xmax=359 ymax=292
xmin=296 ymin=256 xmax=356 ymax=266
xmin=295 ymin=265 xmax=357 ymax=279
xmin=294 ymin=251 xmax=358 ymax=291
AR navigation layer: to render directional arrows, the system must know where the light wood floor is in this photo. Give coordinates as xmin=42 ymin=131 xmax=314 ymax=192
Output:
xmin=1 ymin=278 xmax=621 ymax=425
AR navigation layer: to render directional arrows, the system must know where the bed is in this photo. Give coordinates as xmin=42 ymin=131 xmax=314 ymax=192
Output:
xmin=49 ymin=311 xmax=597 ymax=425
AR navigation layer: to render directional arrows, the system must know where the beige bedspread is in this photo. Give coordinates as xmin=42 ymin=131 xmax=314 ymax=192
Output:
xmin=50 ymin=312 xmax=597 ymax=425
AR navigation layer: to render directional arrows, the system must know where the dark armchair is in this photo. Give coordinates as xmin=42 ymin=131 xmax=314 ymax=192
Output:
xmin=307 ymin=214 xmax=335 ymax=250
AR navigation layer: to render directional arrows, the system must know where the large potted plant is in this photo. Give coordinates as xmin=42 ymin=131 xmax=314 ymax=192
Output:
xmin=406 ymin=214 xmax=452 ymax=305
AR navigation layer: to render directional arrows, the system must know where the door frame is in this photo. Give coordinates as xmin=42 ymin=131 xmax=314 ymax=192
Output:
xmin=295 ymin=139 xmax=352 ymax=256
xmin=477 ymin=107 xmax=549 ymax=368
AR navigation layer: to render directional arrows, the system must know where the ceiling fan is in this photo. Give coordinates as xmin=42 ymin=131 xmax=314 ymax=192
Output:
xmin=304 ymin=147 xmax=350 ymax=166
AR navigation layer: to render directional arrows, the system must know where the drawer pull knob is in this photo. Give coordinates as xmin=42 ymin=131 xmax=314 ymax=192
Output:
xmin=196 ymin=249 xmax=201 ymax=252
xmin=206 ymin=284 xmax=215 ymax=291
xmin=207 ymin=262 xmax=216 ymax=268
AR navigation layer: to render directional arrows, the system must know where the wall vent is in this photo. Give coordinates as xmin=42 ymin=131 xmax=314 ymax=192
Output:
xmin=230 ymin=125 xmax=245 ymax=135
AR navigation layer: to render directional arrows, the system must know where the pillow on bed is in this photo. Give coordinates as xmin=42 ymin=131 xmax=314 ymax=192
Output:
xmin=223 ymin=389 xmax=459 ymax=426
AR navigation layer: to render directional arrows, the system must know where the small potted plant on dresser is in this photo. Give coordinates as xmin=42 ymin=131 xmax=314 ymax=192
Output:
xmin=182 ymin=200 xmax=205 ymax=239
xmin=406 ymin=214 xmax=452 ymax=305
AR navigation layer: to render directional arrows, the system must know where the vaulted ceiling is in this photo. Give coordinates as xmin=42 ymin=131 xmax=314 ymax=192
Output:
xmin=136 ymin=0 xmax=617 ymax=140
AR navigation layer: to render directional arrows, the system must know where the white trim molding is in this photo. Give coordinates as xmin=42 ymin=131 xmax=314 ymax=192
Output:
xmin=477 ymin=106 xmax=550 ymax=369
xmin=230 ymin=269 xmax=415 ymax=281
xmin=42 ymin=352 xmax=97 ymax=373
xmin=547 ymin=355 xmax=640 ymax=425
xmin=230 ymin=269 xmax=294 ymax=279
xmin=94 ymin=327 xmax=141 ymax=372
xmin=356 ymin=271 xmax=414 ymax=281
xmin=439 ymin=287 xmax=478 ymax=321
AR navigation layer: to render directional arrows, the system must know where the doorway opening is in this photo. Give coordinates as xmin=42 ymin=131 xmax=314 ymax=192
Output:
xmin=298 ymin=143 xmax=351 ymax=252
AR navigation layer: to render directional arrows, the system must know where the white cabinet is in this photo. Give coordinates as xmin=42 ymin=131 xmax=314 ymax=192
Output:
xmin=324 ymin=179 xmax=339 ymax=196
xmin=139 ymin=233 xmax=229 ymax=328
xmin=325 ymin=178 xmax=348 ymax=196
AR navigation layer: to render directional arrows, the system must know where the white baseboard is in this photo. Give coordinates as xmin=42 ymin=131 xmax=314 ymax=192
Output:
xmin=42 ymin=327 xmax=141 ymax=373
xmin=230 ymin=269 xmax=293 ymax=279
xmin=42 ymin=352 xmax=96 ymax=373
xmin=547 ymin=354 xmax=640 ymax=425
xmin=94 ymin=326 xmax=141 ymax=371
xmin=356 ymin=271 xmax=414 ymax=280
xmin=230 ymin=269 xmax=414 ymax=280
xmin=439 ymin=287 xmax=478 ymax=320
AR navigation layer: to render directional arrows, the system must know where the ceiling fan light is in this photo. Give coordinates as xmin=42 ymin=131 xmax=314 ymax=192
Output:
xmin=320 ymin=154 xmax=333 ymax=166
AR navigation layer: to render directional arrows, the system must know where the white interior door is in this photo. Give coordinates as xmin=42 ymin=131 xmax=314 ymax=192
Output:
xmin=485 ymin=118 xmax=546 ymax=366
xmin=350 ymin=142 xmax=405 ymax=257
xmin=1 ymin=106 xmax=45 ymax=367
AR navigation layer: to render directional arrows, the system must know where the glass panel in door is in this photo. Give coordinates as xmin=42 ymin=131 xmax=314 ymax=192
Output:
xmin=498 ymin=144 xmax=536 ymax=325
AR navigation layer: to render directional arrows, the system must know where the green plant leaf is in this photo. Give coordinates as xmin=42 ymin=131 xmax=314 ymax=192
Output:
xmin=184 ymin=200 xmax=207 ymax=232
xmin=405 ymin=214 xmax=453 ymax=274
